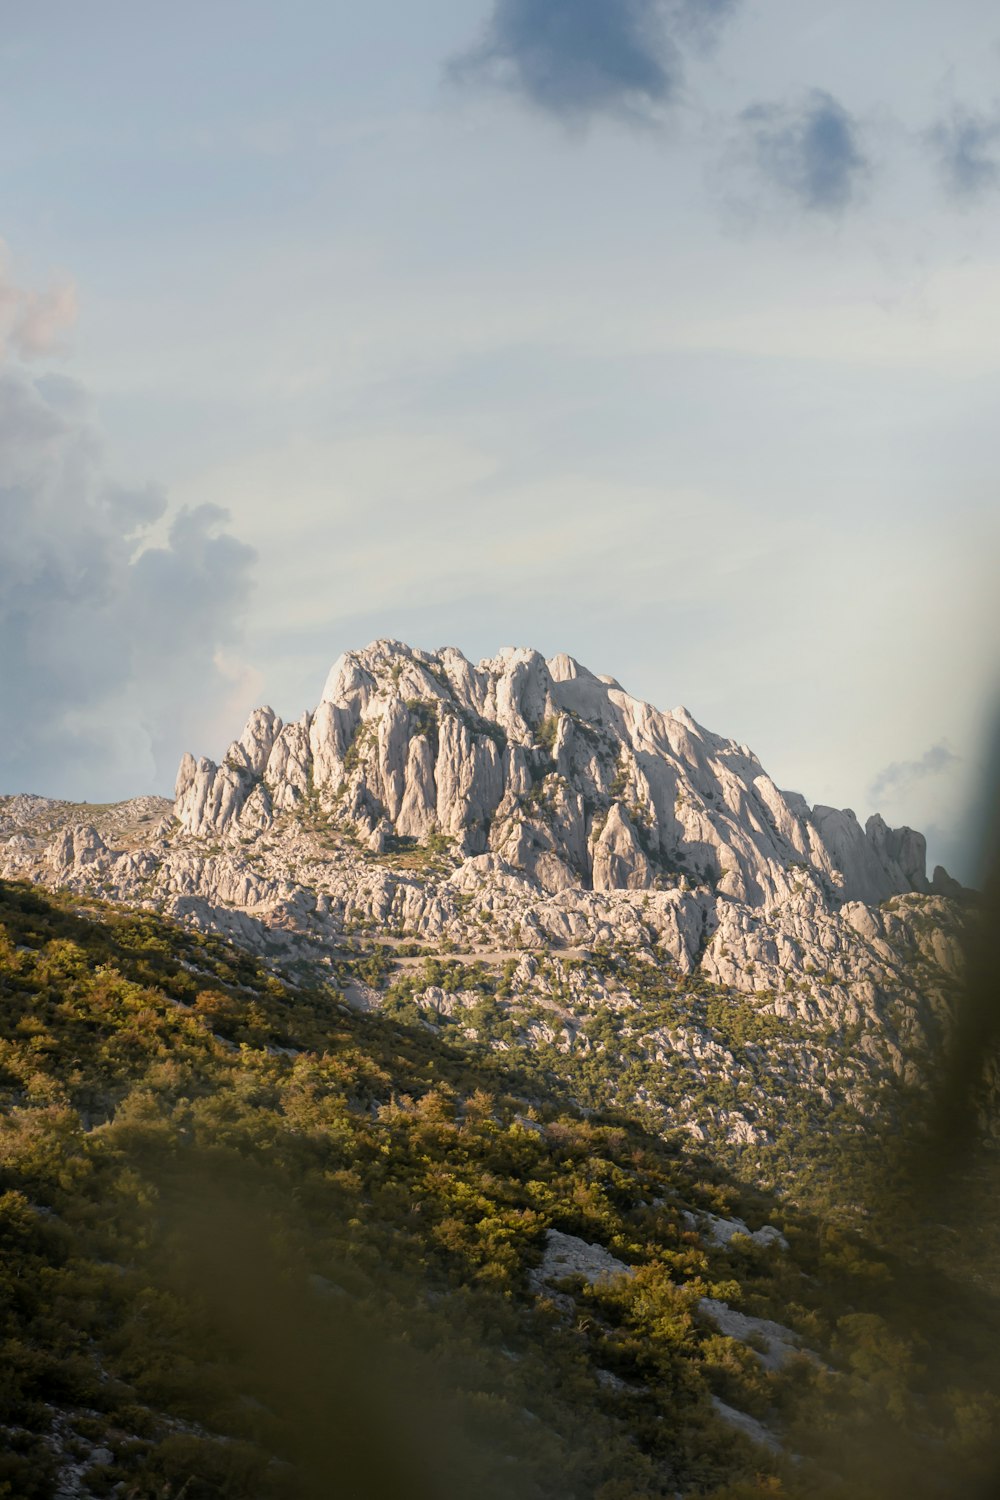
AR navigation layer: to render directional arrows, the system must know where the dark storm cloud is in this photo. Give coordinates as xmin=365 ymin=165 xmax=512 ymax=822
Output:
xmin=869 ymin=743 xmax=959 ymax=805
xmin=0 ymin=364 xmax=256 ymax=799
xmin=449 ymin=0 xmax=739 ymax=123
xmin=742 ymin=90 xmax=868 ymax=212
xmin=927 ymin=105 xmax=1000 ymax=200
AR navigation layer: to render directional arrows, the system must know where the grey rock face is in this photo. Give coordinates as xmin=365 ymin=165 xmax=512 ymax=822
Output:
xmin=592 ymin=804 xmax=652 ymax=891
xmin=0 ymin=639 xmax=968 ymax=1159
xmin=529 ymin=1229 xmax=635 ymax=1293
xmin=698 ymin=1298 xmax=809 ymax=1372
xmin=710 ymin=1397 xmax=783 ymax=1454
xmin=170 ymin=639 xmax=947 ymax=907
xmin=685 ymin=1212 xmax=789 ymax=1253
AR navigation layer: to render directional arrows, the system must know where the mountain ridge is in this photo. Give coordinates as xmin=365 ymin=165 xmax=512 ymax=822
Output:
xmin=0 ymin=638 xmax=970 ymax=1169
xmin=1 ymin=638 xmax=992 ymax=1497
xmin=176 ymin=637 xmax=951 ymax=906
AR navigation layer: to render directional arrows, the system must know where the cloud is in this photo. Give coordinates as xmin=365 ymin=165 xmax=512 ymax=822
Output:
xmin=869 ymin=743 xmax=959 ymax=805
xmin=0 ymin=259 xmax=257 ymax=801
xmin=927 ymin=105 xmax=1000 ymax=200
xmin=448 ymin=0 xmax=738 ymax=124
xmin=670 ymin=0 xmax=739 ymax=48
xmin=741 ymin=90 xmax=868 ymax=212
xmin=0 ymin=242 xmax=77 ymax=359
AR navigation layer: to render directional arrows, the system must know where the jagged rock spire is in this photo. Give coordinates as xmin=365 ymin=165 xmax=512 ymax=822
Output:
xmin=173 ymin=639 xmax=938 ymax=908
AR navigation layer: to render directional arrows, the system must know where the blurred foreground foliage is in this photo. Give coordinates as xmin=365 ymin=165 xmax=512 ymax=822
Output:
xmin=0 ymin=879 xmax=997 ymax=1498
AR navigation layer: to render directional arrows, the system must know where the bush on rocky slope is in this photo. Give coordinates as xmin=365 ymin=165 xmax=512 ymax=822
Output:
xmin=0 ymin=880 xmax=998 ymax=1498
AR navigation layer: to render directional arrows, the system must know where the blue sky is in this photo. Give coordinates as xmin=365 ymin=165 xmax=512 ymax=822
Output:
xmin=2 ymin=0 xmax=999 ymax=879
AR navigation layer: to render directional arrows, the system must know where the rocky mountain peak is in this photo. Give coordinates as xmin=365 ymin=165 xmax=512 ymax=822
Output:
xmin=0 ymin=637 xmax=968 ymax=1167
xmin=173 ymin=639 xmax=944 ymax=911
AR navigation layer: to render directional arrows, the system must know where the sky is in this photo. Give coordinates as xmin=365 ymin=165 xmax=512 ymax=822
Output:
xmin=1 ymin=0 xmax=999 ymax=880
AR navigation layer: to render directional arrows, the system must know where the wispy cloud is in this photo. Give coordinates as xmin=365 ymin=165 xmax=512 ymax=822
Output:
xmin=448 ymin=0 xmax=738 ymax=125
xmin=869 ymin=743 xmax=959 ymax=805
xmin=741 ymin=90 xmax=868 ymax=213
xmin=927 ymin=104 xmax=1000 ymax=201
xmin=671 ymin=0 xmax=739 ymax=47
xmin=0 ymin=242 xmax=77 ymax=360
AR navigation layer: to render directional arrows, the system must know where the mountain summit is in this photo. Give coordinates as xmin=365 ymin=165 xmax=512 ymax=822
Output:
xmin=0 ymin=638 xmax=967 ymax=1154
xmin=176 ymin=638 xmax=946 ymax=908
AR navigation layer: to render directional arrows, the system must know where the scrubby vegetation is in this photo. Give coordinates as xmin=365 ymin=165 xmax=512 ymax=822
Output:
xmin=0 ymin=880 xmax=997 ymax=1498
xmin=377 ymin=943 xmax=923 ymax=1224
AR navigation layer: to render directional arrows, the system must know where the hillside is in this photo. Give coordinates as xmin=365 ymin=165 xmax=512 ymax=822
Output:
xmin=0 ymin=639 xmax=994 ymax=1495
xmin=0 ymin=640 xmax=972 ymax=1196
xmin=0 ymin=878 xmax=997 ymax=1500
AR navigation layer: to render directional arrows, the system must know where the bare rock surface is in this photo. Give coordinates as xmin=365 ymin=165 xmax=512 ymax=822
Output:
xmin=160 ymin=638 xmax=943 ymax=909
xmin=685 ymin=1212 xmax=789 ymax=1252
xmin=710 ymin=1396 xmax=783 ymax=1454
xmin=0 ymin=638 xmax=971 ymax=1160
xmin=698 ymin=1299 xmax=809 ymax=1371
xmin=529 ymin=1230 xmax=636 ymax=1293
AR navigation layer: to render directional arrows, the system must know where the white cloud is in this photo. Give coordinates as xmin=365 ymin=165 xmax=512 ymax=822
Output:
xmin=0 ymin=251 xmax=257 ymax=801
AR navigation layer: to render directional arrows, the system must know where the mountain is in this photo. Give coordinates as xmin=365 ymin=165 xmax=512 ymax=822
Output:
xmin=0 ymin=639 xmax=970 ymax=1173
xmin=0 ymin=877 xmax=994 ymax=1500
xmin=0 ymin=640 xmax=994 ymax=1498
xmin=173 ymin=640 xmax=947 ymax=907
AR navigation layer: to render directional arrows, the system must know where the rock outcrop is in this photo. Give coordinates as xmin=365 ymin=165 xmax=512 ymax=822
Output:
xmin=171 ymin=639 xmax=941 ymax=909
xmin=0 ymin=639 xmax=970 ymax=1160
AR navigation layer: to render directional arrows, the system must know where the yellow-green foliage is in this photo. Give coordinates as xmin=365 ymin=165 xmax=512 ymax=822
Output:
xmin=0 ymin=881 xmax=997 ymax=1500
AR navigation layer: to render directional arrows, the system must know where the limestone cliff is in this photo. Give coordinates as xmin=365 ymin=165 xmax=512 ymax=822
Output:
xmin=173 ymin=639 xmax=943 ymax=908
xmin=0 ymin=639 xmax=970 ymax=1154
